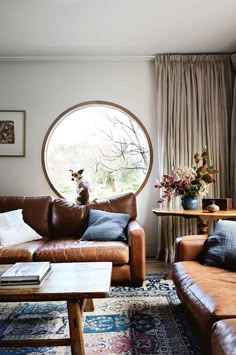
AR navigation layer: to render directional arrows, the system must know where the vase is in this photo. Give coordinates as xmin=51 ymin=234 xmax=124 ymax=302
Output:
xmin=181 ymin=196 xmax=198 ymax=210
xmin=206 ymin=200 xmax=220 ymax=213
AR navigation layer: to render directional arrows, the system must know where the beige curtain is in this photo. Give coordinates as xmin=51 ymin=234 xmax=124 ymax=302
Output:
xmin=230 ymin=56 xmax=236 ymax=206
xmin=155 ymin=54 xmax=233 ymax=262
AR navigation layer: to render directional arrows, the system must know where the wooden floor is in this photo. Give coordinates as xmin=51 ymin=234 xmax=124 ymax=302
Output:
xmin=146 ymin=258 xmax=172 ymax=274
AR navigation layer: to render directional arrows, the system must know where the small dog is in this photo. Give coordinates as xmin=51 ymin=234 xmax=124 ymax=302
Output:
xmin=69 ymin=169 xmax=90 ymax=205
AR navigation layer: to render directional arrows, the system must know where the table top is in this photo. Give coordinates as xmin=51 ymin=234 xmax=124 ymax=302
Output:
xmin=152 ymin=207 xmax=236 ymax=219
xmin=0 ymin=262 xmax=112 ymax=302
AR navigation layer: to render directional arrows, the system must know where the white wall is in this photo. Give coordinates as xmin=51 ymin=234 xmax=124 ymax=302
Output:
xmin=0 ymin=60 xmax=159 ymax=256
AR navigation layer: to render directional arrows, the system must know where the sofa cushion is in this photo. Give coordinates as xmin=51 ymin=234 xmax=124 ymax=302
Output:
xmin=0 ymin=238 xmax=48 ymax=263
xmin=211 ymin=319 xmax=236 ymax=355
xmin=51 ymin=199 xmax=88 ymax=238
xmin=80 ymin=209 xmax=130 ymax=242
xmin=34 ymin=238 xmax=129 ymax=264
xmin=0 ymin=209 xmax=42 ymax=247
xmin=173 ymin=261 xmax=236 ymax=354
xmin=0 ymin=208 xmax=22 ymax=227
xmin=203 ymin=219 xmax=236 ymax=271
xmin=173 ymin=261 xmax=236 ymax=318
xmin=88 ymin=192 xmax=137 ymax=220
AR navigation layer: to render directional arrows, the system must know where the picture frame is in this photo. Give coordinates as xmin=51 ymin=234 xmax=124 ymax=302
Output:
xmin=0 ymin=110 xmax=26 ymax=157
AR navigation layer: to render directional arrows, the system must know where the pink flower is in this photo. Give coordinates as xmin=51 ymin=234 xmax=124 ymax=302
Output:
xmin=155 ymin=147 xmax=218 ymax=203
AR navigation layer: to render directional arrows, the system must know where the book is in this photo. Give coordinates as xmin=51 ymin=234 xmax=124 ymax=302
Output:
xmin=0 ymin=262 xmax=51 ymax=283
xmin=0 ymin=268 xmax=51 ymax=288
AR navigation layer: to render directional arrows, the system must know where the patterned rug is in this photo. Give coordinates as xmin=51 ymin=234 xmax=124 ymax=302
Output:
xmin=0 ymin=273 xmax=201 ymax=355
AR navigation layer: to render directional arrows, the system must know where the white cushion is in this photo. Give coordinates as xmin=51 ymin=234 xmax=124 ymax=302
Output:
xmin=0 ymin=209 xmax=42 ymax=247
xmin=0 ymin=209 xmax=23 ymax=227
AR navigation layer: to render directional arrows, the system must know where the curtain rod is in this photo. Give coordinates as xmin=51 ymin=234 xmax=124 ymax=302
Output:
xmin=1 ymin=54 xmax=232 ymax=63
xmin=0 ymin=56 xmax=156 ymax=62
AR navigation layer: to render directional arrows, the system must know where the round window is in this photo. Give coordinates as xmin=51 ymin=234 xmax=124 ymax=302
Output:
xmin=42 ymin=101 xmax=153 ymax=202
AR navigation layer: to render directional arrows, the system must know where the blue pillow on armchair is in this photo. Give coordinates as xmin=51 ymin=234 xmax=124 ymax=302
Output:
xmin=203 ymin=219 xmax=236 ymax=271
xmin=80 ymin=209 xmax=130 ymax=242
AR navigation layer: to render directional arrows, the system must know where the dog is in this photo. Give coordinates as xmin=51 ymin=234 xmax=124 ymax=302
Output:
xmin=69 ymin=169 xmax=90 ymax=205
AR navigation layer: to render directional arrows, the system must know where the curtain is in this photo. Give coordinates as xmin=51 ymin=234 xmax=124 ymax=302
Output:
xmin=230 ymin=55 xmax=236 ymax=206
xmin=155 ymin=54 xmax=233 ymax=262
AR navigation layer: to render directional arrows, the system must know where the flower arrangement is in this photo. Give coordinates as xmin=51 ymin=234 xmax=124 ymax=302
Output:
xmin=155 ymin=146 xmax=218 ymax=203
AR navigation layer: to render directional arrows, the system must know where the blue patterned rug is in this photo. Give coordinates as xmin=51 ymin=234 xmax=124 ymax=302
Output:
xmin=0 ymin=273 xmax=201 ymax=355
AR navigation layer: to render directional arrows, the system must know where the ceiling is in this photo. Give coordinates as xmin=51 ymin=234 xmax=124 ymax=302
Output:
xmin=1 ymin=0 xmax=236 ymax=59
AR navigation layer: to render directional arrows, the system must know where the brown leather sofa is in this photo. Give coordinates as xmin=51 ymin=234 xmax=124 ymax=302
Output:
xmin=173 ymin=235 xmax=236 ymax=355
xmin=0 ymin=193 xmax=145 ymax=286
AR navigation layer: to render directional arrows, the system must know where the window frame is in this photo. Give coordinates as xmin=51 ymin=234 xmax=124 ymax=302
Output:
xmin=41 ymin=100 xmax=153 ymax=198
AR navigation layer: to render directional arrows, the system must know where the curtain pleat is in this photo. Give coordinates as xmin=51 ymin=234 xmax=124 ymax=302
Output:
xmin=230 ymin=74 xmax=236 ymax=206
xmin=155 ymin=54 xmax=233 ymax=262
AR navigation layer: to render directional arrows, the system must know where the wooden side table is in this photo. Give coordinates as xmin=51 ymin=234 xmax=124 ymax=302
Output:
xmin=152 ymin=207 xmax=236 ymax=234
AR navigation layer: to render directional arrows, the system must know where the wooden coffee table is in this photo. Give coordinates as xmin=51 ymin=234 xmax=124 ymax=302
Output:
xmin=0 ymin=262 xmax=112 ymax=355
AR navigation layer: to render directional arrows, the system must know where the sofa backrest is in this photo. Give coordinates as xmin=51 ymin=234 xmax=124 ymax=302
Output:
xmin=0 ymin=193 xmax=137 ymax=239
xmin=50 ymin=192 xmax=137 ymax=238
xmin=0 ymin=196 xmax=53 ymax=237
xmin=50 ymin=198 xmax=88 ymax=238
xmin=88 ymin=192 xmax=137 ymax=219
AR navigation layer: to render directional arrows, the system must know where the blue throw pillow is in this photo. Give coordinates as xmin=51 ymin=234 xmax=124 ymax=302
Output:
xmin=80 ymin=209 xmax=130 ymax=242
xmin=203 ymin=219 xmax=236 ymax=271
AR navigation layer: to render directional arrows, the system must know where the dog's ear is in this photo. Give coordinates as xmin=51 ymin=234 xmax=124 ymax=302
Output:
xmin=69 ymin=169 xmax=73 ymax=173
xmin=78 ymin=169 xmax=84 ymax=174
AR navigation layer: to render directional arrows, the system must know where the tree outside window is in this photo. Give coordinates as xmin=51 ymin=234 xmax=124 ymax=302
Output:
xmin=42 ymin=101 xmax=153 ymax=202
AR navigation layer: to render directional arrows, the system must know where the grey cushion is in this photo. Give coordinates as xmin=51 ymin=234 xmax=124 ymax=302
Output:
xmin=80 ymin=209 xmax=130 ymax=241
xmin=203 ymin=219 xmax=236 ymax=271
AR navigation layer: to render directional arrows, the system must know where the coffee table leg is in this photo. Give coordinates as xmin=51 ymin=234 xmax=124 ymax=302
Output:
xmin=84 ymin=298 xmax=94 ymax=312
xmin=67 ymin=300 xmax=85 ymax=355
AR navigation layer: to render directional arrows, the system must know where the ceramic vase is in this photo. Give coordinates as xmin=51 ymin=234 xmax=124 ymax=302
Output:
xmin=206 ymin=201 xmax=220 ymax=212
xmin=181 ymin=196 xmax=198 ymax=210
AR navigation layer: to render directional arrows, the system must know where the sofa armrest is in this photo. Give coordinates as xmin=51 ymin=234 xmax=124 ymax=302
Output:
xmin=175 ymin=235 xmax=208 ymax=262
xmin=127 ymin=220 xmax=146 ymax=285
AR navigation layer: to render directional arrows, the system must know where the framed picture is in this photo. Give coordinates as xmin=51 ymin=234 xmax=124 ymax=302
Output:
xmin=0 ymin=111 xmax=26 ymax=157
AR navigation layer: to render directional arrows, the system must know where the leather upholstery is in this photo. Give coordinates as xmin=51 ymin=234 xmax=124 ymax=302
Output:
xmin=0 ymin=196 xmax=53 ymax=236
xmin=175 ymin=234 xmax=207 ymax=261
xmin=34 ymin=238 xmax=129 ymax=263
xmin=112 ymin=264 xmax=131 ymax=284
xmin=0 ymin=193 xmax=145 ymax=286
xmin=88 ymin=192 xmax=137 ymax=220
xmin=211 ymin=319 xmax=236 ymax=355
xmin=173 ymin=235 xmax=236 ymax=355
xmin=0 ymin=238 xmax=48 ymax=263
xmin=128 ymin=220 xmax=146 ymax=283
xmin=51 ymin=198 xmax=88 ymax=238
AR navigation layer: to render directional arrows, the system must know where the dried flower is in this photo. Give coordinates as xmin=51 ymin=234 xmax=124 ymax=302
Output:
xmin=155 ymin=146 xmax=218 ymax=203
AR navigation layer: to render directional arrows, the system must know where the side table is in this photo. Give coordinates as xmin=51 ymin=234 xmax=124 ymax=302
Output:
xmin=152 ymin=207 xmax=236 ymax=234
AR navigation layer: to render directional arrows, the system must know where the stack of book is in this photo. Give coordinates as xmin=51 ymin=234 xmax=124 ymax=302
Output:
xmin=0 ymin=261 xmax=51 ymax=288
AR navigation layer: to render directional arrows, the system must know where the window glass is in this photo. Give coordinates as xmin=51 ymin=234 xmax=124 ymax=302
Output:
xmin=42 ymin=101 xmax=153 ymax=202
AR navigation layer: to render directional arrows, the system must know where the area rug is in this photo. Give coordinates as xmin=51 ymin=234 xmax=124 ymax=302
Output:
xmin=0 ymin=273 xmax=201 ymax=355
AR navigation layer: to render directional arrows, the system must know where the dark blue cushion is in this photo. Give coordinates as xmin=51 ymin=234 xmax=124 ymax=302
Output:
xmin=80 ymin=209 xmax=130 ymax=241
xmin=203 ymin=219 xmax=236 ymax=271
